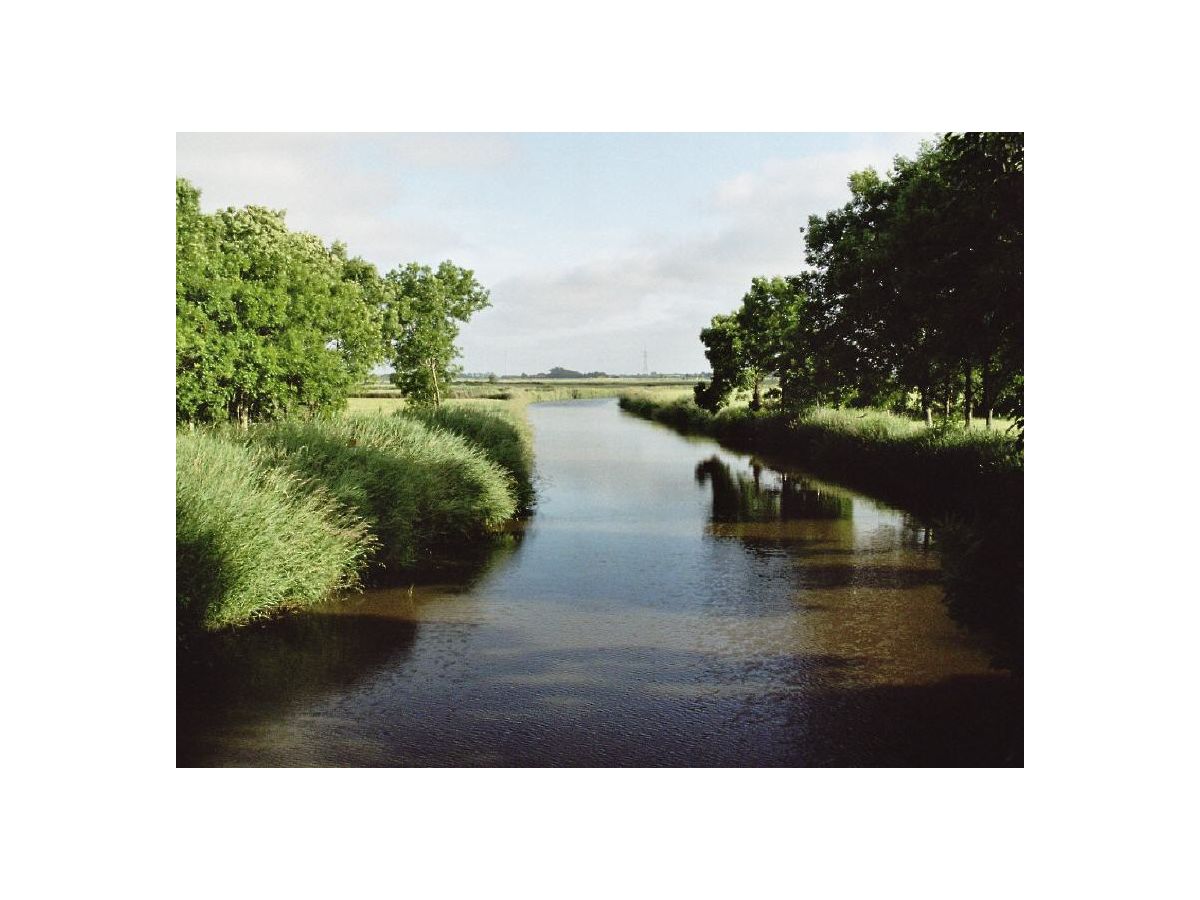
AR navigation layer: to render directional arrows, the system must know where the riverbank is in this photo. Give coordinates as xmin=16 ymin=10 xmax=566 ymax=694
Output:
xmin=181 ymin=398 xmax=1020 ymax=766
xmin=618 ymin=395 xmax=1023 ymax=667
xmin=176 ymin=404 xmax=534 ymax=632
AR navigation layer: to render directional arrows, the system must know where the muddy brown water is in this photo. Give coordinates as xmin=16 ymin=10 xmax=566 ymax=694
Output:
xmin=177 ymin=398 xmax=1020 ymax=766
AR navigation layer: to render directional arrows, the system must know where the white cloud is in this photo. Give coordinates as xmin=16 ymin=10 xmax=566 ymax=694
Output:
xmin=460 ymin=140 xmax=928 ymax=374
xmin=177 ymin=132 xmax=518 ymax=265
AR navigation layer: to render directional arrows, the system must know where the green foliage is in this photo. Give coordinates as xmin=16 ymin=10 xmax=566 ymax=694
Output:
xmin=176 ymin=180 xmax=496 ymax=425
xmin=694 ymin=313 xmax=747 ymax=412
xmin=250 ymin=415 xmax=517 ymax=576
xmin=177 ymin=406 xmax=534 ymax=630
xmin=695 ymin=278 xmax=824 ymax=412
xmin=383 ymin=261 xmax=491 ymax=406
xmin=176 ymin=430 xmax=372 ymax=631
xmin=800 ymin=133 xmax=1023 ymax=423
xmin=176 ymin=179 xmax=384 ymax=425
xmin=697 ymin=133 xmax=1023 ymax=427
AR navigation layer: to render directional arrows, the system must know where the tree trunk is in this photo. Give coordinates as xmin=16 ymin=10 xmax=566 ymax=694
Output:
xmin=233 ymin=400 xmax=250 ymax=430
xmin=920 ymin=384 xmax=932 ymax=427
xmin=981 ymin=358 xmax=994 ymax=429
xmin=751 ymin=377 xmax=762 ymax=411
xmin=963 ymin=360 xmax=973 ymax=429
xmin=429 ymin=358 xmax=442 ymax=407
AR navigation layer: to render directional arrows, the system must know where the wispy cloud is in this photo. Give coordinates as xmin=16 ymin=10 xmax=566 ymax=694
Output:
xmin=177 ymin=133 xmax=519 ymax=264
xmin=459 ymin=141 xmax=930 ymax=373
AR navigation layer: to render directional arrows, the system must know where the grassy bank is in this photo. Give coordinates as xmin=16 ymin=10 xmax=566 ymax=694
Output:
xmin=177 ymin=406 xmax=535 ymax=632
xmin=618 ymin=395 xmax=1020 ymax=516
xmin=402 ymin=404 xmax=535 ymax=514
xmin=176 ymin=431 xmax=374 ymax=632
xmin=252 ymin=415 xmax=518 ymax=574
xmin=619 ymin=394 xmax=1023 ymax=666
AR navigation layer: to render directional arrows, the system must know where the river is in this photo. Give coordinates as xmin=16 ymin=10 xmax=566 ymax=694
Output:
xmin=177 ymin=398 xmax=1020 ymax=766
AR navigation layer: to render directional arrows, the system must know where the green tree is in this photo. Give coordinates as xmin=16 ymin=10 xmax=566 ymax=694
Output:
xmin=796 ymin=134 xmax=1023 ymax=427
xmin=383 ymin=261 xmax=491 ymax=406
xmin=175 ymin=178 xmax=384 ymax=425
xmin=735 ymin=277 xmax=801 ymax=410
xmin=694 ymin=313 xmax=746 ymax=412
xmin=935 ymin=132 xmax=1024 ymax=427
xmin=694 ymin=277 xmax=805 ymax=412
xmin=802 ymin=166 xmax=907 ymax=410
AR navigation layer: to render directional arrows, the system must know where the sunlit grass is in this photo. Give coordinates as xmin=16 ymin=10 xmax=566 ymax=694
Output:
xmin=252 ymin=415 xmax=517 ymax=577
xmin=401 ymin=403 xmax=536 ymax=514
xmin=176 ymin=430 xmax=373 ymax=631
xmin=346 ymin=395 xmax=406 ymax=415
xmin=617 ymin=394 xmax=1022 ymax=512
xmin=178 ymin=405 xmax=538 ymax=631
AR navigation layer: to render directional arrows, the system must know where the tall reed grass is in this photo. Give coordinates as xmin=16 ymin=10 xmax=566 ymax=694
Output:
xmin=176 ymin=431 xmax=373 ymax=631
xmin=179 ymin=405 xmax=536 ymax=631
xmin=251 ymin=415 xmax=518 ymax=577
xmin=401 ymin=404 xmax=536 ymax=513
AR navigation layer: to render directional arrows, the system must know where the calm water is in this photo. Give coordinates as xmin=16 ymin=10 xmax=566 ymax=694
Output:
xmin=178 ymin=399 xmax=1020 ymax=766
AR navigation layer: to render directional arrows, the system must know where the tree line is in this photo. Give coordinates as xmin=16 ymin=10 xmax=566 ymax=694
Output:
xmin=176 ymin=178 xmax=489 ymax=425
xmin=695 ymin=132 xmax=1023 ymax=429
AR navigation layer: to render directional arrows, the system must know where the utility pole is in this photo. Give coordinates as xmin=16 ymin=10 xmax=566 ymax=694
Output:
xmin=643 ymin=347 xmax=648 ymax=376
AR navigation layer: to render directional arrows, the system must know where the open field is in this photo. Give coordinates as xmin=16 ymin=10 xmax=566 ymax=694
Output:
xmin=347 ymin=378 xmax=695 ymax=415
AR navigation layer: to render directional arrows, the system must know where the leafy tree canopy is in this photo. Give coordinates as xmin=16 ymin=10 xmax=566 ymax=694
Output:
xmin=176 ymin=178 xmax=383 ymax=425
xmin=383 ymin=261 xmax=491 ymax=406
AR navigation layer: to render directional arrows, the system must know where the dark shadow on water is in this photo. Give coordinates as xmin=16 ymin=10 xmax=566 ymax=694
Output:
xmin=368 ymin=529 xmax=526 ymax=589
xmin=178 ymin=531 xmax=526 ymax=766
xmin=179 ymin=627 xmax=1022 ymax=766
xmin=177 ymin=612 xmax=421 ymax=766
xmin=210 ymin=641 xmax=1022 ymax=767
xmin=784 ymin=674 xmax=1024 ymax=767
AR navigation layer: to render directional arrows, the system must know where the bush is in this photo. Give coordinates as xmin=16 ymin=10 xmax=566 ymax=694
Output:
xmin=176 ymin=430 xmax=372 ymax=631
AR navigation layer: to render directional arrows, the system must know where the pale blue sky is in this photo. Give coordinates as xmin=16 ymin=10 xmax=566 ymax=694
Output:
xmin=177 ymin=133 xmax=932 ymax=374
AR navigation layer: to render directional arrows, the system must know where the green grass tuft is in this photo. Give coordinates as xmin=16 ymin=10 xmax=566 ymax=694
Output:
xmin=250 ymin=415 xmax=518 ymax=577
xmin=176 ymin=430 xmax=373 ymax=631
xmin=401 ymin=404 xmax=536 ymax=514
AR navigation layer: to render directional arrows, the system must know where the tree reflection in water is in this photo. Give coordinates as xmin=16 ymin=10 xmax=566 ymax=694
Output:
xmin=694 ymin=456 xmax=851 ymax=523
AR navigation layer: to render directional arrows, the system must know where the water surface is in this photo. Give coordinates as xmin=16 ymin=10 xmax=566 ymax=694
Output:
xmin=178 ymin=398 xmax=1019 ymax=766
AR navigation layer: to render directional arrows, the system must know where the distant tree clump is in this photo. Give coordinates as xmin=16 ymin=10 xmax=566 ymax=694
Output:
xmin=538 ymin=367 xmax=609 ymax=379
